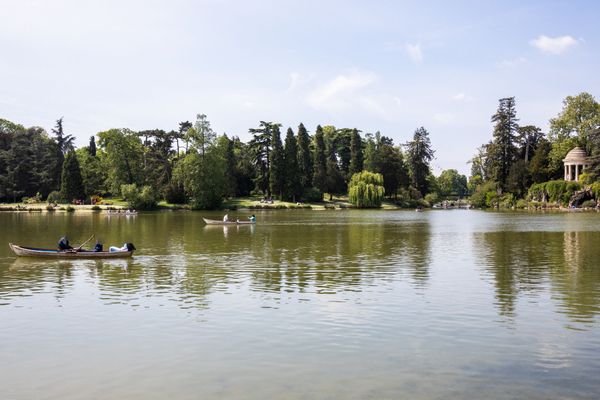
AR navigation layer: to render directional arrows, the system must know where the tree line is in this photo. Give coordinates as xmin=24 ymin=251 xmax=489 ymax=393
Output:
xmin=1 ymin=114 xmax=463 ymax=209
xmin=469 ymin=92 xmax=600 ymax=207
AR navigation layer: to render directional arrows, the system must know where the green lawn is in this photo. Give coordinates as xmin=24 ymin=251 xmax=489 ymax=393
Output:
xmin=1 ymin=195 xmax=405 ymax=212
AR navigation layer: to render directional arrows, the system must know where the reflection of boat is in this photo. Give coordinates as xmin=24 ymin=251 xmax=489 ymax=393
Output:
xmin=9 ymin=243 xmax=134 ymax=258
xmin=203 ymin=218 xmax=255 ymax=225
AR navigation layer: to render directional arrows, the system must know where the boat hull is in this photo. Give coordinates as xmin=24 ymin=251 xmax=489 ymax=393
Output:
xmin=9 ymin=243 xmax=134 ymax=258
xmin=202 ymin=218 xmax=255 ymax=225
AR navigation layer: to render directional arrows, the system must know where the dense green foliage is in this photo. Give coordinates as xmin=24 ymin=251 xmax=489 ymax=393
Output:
xmin=348 ymin=171 xmax=385 ymax=208
xmin=437 ymin=169 xmax=468 ymax=198
xmin=470 ymin=92 xmax=600 ymax=208
xmin=405 ymin=127 xmax=435 ymax=197
xmin=283 ymin=128 xmax=301 ymax=201
xmin=60 ymin=151 xmax=85 ymax=202
xmin=312 ymin=125 xmax=327 ymax=195
xmin=528 ymin=180 xmax=581 ymax=204
xmin=0 ymin=119 xmax=59 ymax=201
xmin=121 ymin=183 xmax=159 ymax=210
xmin=1 ymin=113 xmax=447 ymax=208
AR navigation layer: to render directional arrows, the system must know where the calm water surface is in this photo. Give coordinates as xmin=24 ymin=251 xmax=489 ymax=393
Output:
xmin=1 ymin=210 xmax=600 ymax=399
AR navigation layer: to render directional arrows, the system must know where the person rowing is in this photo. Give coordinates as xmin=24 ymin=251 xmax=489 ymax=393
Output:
xmin=57 ymin=234 xmax=95 ymax=252
xmin=58 ymin=236 xmax=73 ymax=251
xmin=248 ymin=214 xmax=256 ymax=222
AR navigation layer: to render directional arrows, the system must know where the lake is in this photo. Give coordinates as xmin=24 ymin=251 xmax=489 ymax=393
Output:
xmin=1 ymin=210 xmax=599 ymax=399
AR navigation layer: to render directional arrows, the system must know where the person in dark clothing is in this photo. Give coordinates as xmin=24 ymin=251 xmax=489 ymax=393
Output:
xmin=93 ymin=242 xmax=103 ymax=252
xmin=58 ymin=236 xmax=72 ymax=251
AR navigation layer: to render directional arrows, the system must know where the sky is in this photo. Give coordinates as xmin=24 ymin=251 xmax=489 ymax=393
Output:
xmin=1 ymin=0 xmax=599 ymax=175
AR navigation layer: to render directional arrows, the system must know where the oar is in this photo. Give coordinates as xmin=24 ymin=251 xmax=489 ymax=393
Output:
xmin=75 ymin=234 xmax=95 ymax=251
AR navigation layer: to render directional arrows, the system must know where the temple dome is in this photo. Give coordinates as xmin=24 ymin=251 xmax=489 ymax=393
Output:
xmin=563 ymin=147 xmax=588 ymax=163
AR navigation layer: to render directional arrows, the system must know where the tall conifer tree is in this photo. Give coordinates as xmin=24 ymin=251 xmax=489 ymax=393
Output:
xmin=296 ymin=123 xmax=312 ymax=190
xmin=349 ymin=128 xmax=363 ymax=175
xmin=60 ymin=151 xmax=86 ymax=201
xmin=405 ymin=127 xmax=435 ymax=196
xmin=269 ymin=125 xmax=285 ymax=199
xmin=488 ymin=97 xmax=519 ymax=190
xmin=88 ymin=136 xmax=97 ymax=157
xmin=312 ymin=125 xmax=327 ymax=193
xmin=284 ymin=128 xmax=301 ymax=201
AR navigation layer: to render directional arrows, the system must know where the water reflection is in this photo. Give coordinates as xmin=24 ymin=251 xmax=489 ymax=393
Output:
xmin=0 ymin=213 xmax=433 ymax=309
xmin=3 ymin=212 xmax=600 ymax=399
xmin=474 ymin=230 xmax=600 ymax=323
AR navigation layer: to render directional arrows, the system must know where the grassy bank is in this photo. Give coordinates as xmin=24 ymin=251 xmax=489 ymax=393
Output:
xmin=222 ymin=196 xmax=403 ymax=211
xmin=1 ymin=195 xmax=405 ymax=212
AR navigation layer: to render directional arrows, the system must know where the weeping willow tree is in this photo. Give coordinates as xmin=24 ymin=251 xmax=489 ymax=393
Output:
xmin=348 ymin=171 xmax=385 ymax=208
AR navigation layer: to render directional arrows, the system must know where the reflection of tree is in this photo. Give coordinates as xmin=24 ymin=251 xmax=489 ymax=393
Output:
xmin=244 ymin=219 xmax=431 ymax=293
xmin=0 ymin=212 xmax=434 ymax=309
xmin=553 ymin=231 xmax=600 ymax=323
xmin=475 ymin=230 xmax=600 ymax=322
xmin=0 ymin=259 xmax=74 ymax=304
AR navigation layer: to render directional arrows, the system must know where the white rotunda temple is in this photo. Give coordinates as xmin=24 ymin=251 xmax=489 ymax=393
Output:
xmin=563 ymin=147 xmax=588 ymax=182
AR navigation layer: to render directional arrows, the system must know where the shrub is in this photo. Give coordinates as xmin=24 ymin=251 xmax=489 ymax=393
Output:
xmin=499 ymin=193 xmax=515 ymax=208
xmin=485 ymin=190 xmax=500 ymax=208
xmin=527 ymin=180 xmax=582 ymax=206
xmin=301 ymin=187 xmax=323 ymax=202
xmin=578 ymin=173 xmax=594 ymax=185
xmin=515 ymin=199 xmax=528 ymax=209
xmin=470 ymin=181 xmax=498 ymax=208
xmin=424 ymin=192 xmax=439 ymax=206
xmin=591 ymin=182 xmax=600 ymax=199
xmin=65 ymin=206 xmax=75 ymax=212
xmin=46 ymin=204 xmax=56 ymax=211
xmin=91 ymin=205 xmax=102 ymax=211
xmin=23 ymin=192 xmax=43 ymax=204
xmin=163 ymin=181 xmax=187 ymax=204
xmin=121 ymin=184 xmax=159 ymax=210
xmin=348 ymin=171 xmax=385 ymax=208
xmin=47 ymin=190 xmax=63 ymax=204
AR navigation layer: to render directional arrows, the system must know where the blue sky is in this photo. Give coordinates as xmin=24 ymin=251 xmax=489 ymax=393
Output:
xmin=1 ymin=0 xmax=598 ymax=175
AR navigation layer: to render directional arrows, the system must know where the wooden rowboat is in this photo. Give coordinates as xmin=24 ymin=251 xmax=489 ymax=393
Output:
xmin=203 ymin=218 xmax=255 ymax=225
xmin=9 ymin=243 xmax=134 ymax=258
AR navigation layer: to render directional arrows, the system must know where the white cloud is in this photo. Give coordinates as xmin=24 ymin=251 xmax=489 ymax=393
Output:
xmin=307 ymin=71 xmax=377 ymax=112
xmin=530 ymin=35 xmax=578 ymax=54
xmin=405 ymin=43 xmax=423 ymax=63
xmin=498 ymin=57 xmax=527 ymax=69
xmin=452 ymin=93 xmax=475 ymax=102
xmin=433 ymin=112 xmax=454 ymax=124
xmin=286 ymin=72 xmax=314 ymax=92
